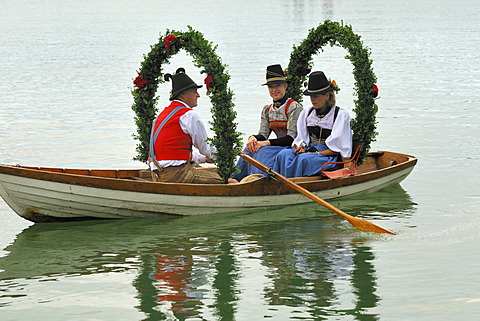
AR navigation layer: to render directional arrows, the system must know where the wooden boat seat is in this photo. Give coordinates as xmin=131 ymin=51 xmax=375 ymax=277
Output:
xmin=320 ymin=141 xmax=364 ymax=179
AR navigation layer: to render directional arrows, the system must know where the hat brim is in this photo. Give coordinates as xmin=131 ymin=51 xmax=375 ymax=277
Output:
xmin=169 ymin=84 xmax=203 ymax=101
xmin=262 ymin=79 xmax=290 ymax=86
xmin=303 ymin=87 xmax=334 ymax=96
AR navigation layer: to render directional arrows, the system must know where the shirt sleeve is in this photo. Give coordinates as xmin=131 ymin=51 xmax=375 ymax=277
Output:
xmin=190 ymin=147 xmax=207 ymax=164
xmin=257 ymin=105 xmax=272 ymax=138
xmin=253 ymin=134 xmax=268 ymax=141
xmin=325 ymin=109 xmax=353 ymax=158
xmin=269 ymin=135 xmax=294 ymax=146
xmin=179 ymin=110 xmax=217 ymax=162
xmin=292 ymin=108 xmax=310 ymax=147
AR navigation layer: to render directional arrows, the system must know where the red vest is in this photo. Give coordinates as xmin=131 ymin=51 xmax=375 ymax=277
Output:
xmin=152 ymin=101 xmax=193 ymax=161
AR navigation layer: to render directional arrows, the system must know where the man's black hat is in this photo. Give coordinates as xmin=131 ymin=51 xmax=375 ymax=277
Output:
xmin=165 ymin=68 xmax=202 ymax=101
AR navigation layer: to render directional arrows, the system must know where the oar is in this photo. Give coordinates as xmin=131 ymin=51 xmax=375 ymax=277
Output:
xmin=239 ymin=151 xmax=395 ymax=235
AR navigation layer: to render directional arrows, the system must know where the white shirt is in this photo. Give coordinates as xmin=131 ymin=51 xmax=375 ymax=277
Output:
xmin=151 ymin=100 xmax=217 ymax=169
xmin=293 ymin=106 xmax=353 ymax=158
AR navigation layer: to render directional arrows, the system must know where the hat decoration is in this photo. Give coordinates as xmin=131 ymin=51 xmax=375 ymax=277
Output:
xmin=164 ymin=67 xmax=202 ymax=101
xmin=330 ymin=79 xmax=340 ymax=93
xmin=262 ymin=64 xmax=289 ymax=86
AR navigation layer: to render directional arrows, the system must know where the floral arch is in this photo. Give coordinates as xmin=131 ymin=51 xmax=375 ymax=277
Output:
xmin=286 ymin=20 xmax=379 ymax=158
xmin=131 ymin=26 xmax=242 ymax=182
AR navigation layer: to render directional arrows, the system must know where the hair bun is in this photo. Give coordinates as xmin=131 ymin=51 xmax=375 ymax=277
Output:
xmin=164 ymin=73 xmax=172 ymax=82
xmin=175 ymin=67 xmax=186 ymax=74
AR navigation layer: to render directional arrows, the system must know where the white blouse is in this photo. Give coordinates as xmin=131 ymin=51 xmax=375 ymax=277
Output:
xmin=292 ymin=106 xmax=353 ymax=158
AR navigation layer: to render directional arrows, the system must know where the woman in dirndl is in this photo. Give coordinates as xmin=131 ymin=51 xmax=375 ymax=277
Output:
xmin=272 ymin=71 xmax=353 ymax=178
xmin=228 ymin=64 xmax=302 ymax=183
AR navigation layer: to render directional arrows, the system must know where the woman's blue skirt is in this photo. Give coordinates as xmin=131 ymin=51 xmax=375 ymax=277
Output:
xmin=231 ymin=146 xmax=288 ymax=181
xmin=272 ymin=144 xmax=341 ymax=178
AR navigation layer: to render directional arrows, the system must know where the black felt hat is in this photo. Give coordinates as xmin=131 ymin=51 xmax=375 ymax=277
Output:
xmin=303 ymin=71 xmax=334 ymax=96
xmin=165 ymin=68 xmax=202 ymax=101
xmin=262 ymin=64 xmax=289 ymax=86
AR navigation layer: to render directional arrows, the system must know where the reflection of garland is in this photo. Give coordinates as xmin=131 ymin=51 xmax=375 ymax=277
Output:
xmin=131 ymin=26 xmax=242 ymax=183
xmin=286 ymin=20 xmax=379 ymax=159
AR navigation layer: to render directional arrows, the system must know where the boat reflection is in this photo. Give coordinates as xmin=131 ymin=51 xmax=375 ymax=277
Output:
xmin=0 ymin=184 xmax=415 ymax=319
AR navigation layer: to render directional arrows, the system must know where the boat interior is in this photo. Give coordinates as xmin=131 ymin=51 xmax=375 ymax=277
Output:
xmin=7 ymin=151 xmax=410 ymax=183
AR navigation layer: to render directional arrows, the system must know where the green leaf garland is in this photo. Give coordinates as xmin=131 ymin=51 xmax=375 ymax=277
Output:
xmin=286 ymin=20 xmax=379 ymax=159
xmin=131 ymin=26 xmax=242 ymax=183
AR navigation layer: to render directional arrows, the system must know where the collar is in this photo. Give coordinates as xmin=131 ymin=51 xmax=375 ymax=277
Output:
xmin=173 ymin=99 xmax=192 ymax=108
xmin=315 ymin=106 xmax=332 ymax=118
xmin=272 ymin=96 xmax=288 ymax=108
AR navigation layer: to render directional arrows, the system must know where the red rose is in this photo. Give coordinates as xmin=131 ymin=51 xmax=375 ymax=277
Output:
xmin=204 ymin=75 xmax=213 ymax=92
xmin=164 ymin=34 xmax=177 ymax=50
xmin=133 ymin=72 xmax=147 ymax=88
xmin=372 ymin=84 xmax=379 ymax=98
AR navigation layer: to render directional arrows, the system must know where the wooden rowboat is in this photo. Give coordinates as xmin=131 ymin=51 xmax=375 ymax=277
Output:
xmin=0 ymin=151 xmax=416 ymax=223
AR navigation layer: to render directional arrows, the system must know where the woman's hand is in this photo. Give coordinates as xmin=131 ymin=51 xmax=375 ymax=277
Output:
xmin=246 ymin=136 xmax=258 ymax=153
xmin=294 ymin=144 xmax=306 ymax=155
xmin=246 ymin=136 xmax=271 ymax=153
xmin=252 ymin=140 xmax=270 ymax=153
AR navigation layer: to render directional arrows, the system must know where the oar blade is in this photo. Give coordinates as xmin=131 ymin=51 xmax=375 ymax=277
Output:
xmin=348 ymin=217 xmax=396 ymax=235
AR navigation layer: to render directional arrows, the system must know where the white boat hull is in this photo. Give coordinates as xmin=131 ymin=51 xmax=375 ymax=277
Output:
xmin=0 ymin=164 xmax=414 ymax=220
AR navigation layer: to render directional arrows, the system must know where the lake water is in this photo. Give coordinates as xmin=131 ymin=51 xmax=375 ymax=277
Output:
xmin=1 ymin=0 xmax=479 ymax=320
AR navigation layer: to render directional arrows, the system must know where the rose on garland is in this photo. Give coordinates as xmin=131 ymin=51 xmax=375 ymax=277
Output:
xmin=204 ymin=75 xmax=213 ymax=92
xmin=133 ymin=72 xmax=147 ymax=88
xmin=164 ymin=34 xmax=177 ymax=50
xmin=372 ymin=84 xmax=379 ymax=98
xmin=372 ymin=85 xmax=379 ymax=114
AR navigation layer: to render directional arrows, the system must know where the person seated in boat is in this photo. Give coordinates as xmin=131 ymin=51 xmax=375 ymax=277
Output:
xmin=272 ymin=71 xmax=352 ymax=178
xmin=228 ymin=64 xmax=302 ymax=183
xmin=149 ymin=68 xmax=222 ymax=184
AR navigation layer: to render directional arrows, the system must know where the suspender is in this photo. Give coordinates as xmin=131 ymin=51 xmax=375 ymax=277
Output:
xmin=149 ymin=106 xmax=188 ymax=161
